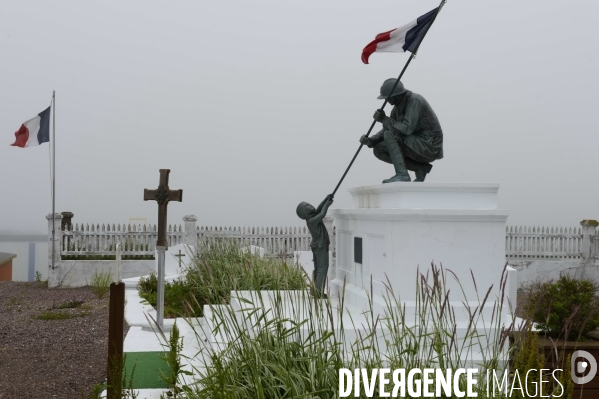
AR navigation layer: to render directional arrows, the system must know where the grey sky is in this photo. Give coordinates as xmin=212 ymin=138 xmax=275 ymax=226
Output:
xmin=1 ymin=0 xmax=597 ymax=234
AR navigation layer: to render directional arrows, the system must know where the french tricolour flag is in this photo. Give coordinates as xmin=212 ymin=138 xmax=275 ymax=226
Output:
xmin=362 ymin=8 xmax=438 ymax=64
xmin=10 ymin=106 xmax=51 ymax=148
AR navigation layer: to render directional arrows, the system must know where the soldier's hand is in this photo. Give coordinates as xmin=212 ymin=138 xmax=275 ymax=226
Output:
xmin=373 ymin=109 xmax=386 ymax=122
xmin=326 ymin=194 xmax=334 ymax=203
xmin=359 ymin=135 xmax=371 ymax=147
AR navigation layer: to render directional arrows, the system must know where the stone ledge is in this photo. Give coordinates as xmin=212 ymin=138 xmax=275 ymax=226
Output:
xmin=347 ymin=182 xmax=500 ymax=210
xmin=331 ymin=208 xmax=509 ymax=222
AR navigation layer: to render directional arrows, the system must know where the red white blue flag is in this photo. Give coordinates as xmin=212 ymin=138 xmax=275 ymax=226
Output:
xmin=362 ymin=8 xmax=438 ymax=64
xmin=10 ymin=106 xmax=51 ymax=148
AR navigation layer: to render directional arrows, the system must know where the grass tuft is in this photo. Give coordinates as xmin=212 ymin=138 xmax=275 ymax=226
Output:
xmin=90 ymin=269 xmax=113 ymax=299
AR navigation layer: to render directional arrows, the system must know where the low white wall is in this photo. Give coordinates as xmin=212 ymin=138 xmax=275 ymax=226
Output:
xmin=48 ymin=260 xmax=154 ymax=288
xmin=509 ymin=259 xmax=599 ymax=287
xmin=0 ymin=237 xmax=48 ymax=282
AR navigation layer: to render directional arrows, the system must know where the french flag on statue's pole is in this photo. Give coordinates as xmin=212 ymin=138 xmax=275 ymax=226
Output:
xmin=10 ymin=106 xmax=51 ymax=148
xmin=362 ymin=8 xmax=439 ymax=64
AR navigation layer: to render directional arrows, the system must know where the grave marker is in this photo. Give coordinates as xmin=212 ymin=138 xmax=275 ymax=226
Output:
xmin=174 ymin=249 xmax=186 ymax=270
xmin=144 ymin=169 xmax=182 ymax=327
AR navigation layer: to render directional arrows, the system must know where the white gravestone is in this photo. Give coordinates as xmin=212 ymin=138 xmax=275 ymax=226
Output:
xmin=161 ymin=244 xmax=194 ymax=277
xmin=242 ymin=245 xmax=265 ymax=258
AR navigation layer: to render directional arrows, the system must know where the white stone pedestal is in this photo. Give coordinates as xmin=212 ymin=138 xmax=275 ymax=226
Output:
xmin=329 ymin=182 xmax=515 ymax=314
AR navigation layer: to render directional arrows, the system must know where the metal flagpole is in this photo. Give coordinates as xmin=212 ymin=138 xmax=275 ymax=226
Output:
xmin=331 ymin=0 xmax=446 ymax=196
xmin=51 ymin=91 xmax=56 ymax=270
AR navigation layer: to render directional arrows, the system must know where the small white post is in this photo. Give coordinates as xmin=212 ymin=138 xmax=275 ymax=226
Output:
xmin=114 ymin=243 xmax=121 ymax=283
xmin=580 ymin=220 xmax=599 ymax=267
xmin=183 ymin=215 xmax=198 ymax=247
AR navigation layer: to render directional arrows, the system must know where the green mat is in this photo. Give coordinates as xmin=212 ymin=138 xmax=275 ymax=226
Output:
xmin=124 ymin=351 xmax=171 ymax=389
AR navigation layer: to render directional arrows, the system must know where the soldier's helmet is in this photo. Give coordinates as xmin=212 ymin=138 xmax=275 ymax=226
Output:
xmin=377 ymin=78 xmax=406 ymax=99
xmin=296 ymin=202 xmax=312 ymax=220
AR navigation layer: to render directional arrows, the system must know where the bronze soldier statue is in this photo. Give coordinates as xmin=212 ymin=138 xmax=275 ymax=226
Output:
xmin=360 ymin=78 xmax=443 ymax=183
xmin=296 ymin=194 xmax=334 ymax=298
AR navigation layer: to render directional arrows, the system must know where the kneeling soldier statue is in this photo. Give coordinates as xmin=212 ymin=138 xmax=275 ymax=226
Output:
xmin=360 ymin=78 xmax=444 ymax=183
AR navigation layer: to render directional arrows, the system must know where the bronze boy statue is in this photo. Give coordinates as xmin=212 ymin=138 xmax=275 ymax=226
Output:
xmin=296 ymin=194 xmax=334 ymax=298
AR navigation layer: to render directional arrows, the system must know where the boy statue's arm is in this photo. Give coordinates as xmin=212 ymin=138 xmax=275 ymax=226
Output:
xmin=310 ymin=194 xmax=334 ymax=223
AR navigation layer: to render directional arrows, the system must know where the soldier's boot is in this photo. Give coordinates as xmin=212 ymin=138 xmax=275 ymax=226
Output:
xmin=413 ymin=162 xmax=433 ymax=182
xmin=382 ymin=131 xmax=411 ymax=183
xmin=404 ymin=157 xmax=433 ymax=182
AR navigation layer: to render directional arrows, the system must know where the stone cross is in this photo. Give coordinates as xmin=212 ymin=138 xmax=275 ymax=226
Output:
xmin=174 ymin=249 xmax=186 ymax=270
xmin=143 ymin=169 xmax=183 ymax=248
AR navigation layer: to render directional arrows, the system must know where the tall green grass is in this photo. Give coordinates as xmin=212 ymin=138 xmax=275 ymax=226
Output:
xmin=138 ymin=240 xmax=307 ymax=317
xmin=177 ymin=263 xmax=525 ymax=398
xmin=182 ymin=240 xmax=307 ymax=315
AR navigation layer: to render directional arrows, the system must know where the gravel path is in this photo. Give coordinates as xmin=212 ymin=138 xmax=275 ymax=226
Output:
xmin=0 ymin=281 xmax=126 ymax=398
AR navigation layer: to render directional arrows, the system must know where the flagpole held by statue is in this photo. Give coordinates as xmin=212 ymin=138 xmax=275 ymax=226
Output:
xmin=332 ymin=0 xmax=447 ymax=195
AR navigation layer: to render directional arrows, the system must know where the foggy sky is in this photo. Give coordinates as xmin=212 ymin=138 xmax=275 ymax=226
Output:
xmin=1 ymin=0 xmax=598 ymax=234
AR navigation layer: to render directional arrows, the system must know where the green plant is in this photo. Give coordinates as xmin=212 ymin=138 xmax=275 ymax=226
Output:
xmin=181 ymin=264 xmax=516 ymax=398
xmin=163 ymin=280 xmax=195 ymax=317
xmin=34 ymin=271 xmax=42 ymax=282
xmin=137 ymin=241 xmax=307 ymax=318
xmin=90 ymin=269 xmax=113 ymax=299
xmin=183 ymin=240 xmax=307 ymax=316
xmin=138 ymin=275 xmax=195 ymax=318
xmin=510 ymin=332 xmax=573 ymax=399
xmin=138 ymin=273 xmax=158 ymax=294
xmin=106 ymin=353 xmax=138 ymax=399
xmin=57 ymin=298 xmax=84 ymax=309
xmin=523 ymin=274 xmax=599 ymax=340
xmin=7 ymin=297 xmax=18 ymax=306
xmin=158 ymin=323 xmax=192 ymax=397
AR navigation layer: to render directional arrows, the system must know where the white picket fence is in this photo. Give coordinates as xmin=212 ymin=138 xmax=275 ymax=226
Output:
xmin=61 ymin=223 xmax=313 ymax=257
xmin=505 ymin=226 xmax=583 ymax=259
xmin=196 ymin=226 xmax=313 ymax=257
xmin=61 ymin=222 xmax=597 ymax=262
xmin=61 ymin=223 xmax=183 ymax=256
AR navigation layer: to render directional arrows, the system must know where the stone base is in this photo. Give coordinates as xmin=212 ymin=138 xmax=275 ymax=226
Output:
xmin=329 ymin=182 xmax=515 ymax=314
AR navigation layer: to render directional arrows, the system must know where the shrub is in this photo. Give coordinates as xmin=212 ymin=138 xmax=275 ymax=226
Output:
xmin=523 ymin=274 xmax=599 ymax=340
xmin=510 ymin=332 xmax=573 ymax=399
xmin=183 ymin=240 xmax=307 ymax=314
xmin=90 ymin=269 xmax=113 ymax=299
xmin=139 ymin=241 xmax=308 ymax=318
xmin=138 ymin=275 xmax=197 ymax=318
xmin=138 ymin=273 xmax=158 ymax=294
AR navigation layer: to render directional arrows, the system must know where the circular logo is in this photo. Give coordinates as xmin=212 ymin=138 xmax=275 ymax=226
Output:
xmin=571 ymin=350 xmax=597 ymax=385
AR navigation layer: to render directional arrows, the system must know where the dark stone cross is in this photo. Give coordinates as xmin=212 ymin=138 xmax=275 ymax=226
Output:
xmin=174 ymin=249 xmax=186 ymax=269
xmin=143 ymin=169 xmax=183 ymax=248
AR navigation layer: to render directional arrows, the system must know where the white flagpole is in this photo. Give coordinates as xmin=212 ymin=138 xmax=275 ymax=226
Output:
xmin=51 ymin=90 xmax=56 ymax=269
